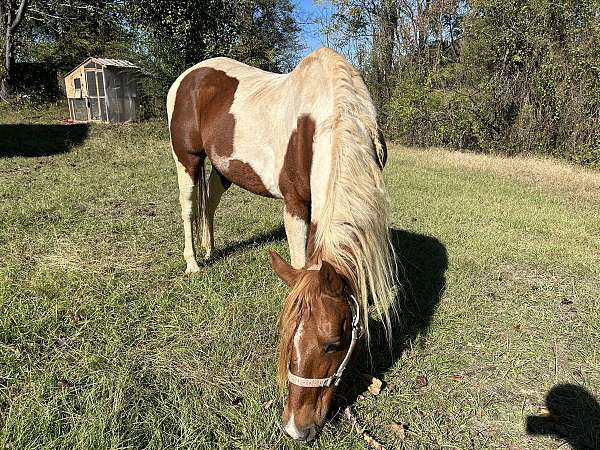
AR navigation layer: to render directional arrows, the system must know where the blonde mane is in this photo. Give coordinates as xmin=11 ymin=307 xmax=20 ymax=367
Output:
xmin=310 ymin=49 xmax=397 ymax=344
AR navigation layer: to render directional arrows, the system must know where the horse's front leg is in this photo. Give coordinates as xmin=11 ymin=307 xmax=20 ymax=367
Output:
xmin=283 ymin=197 xmax=309 ymax=269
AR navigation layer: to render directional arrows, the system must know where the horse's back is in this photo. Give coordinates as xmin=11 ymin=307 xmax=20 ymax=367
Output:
xmin=167 ymin=49 xmax=353 ymax=198
xmin=167 ymin=57 xmax=290 ymax=196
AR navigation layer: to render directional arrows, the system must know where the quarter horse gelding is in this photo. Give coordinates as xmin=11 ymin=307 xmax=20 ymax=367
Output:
xmin=167 ymin=47 xmax=396 ymax=441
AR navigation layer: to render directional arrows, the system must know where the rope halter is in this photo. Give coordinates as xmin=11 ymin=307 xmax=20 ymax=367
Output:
xmin=287 ymin=294 xmax=362 ymax=388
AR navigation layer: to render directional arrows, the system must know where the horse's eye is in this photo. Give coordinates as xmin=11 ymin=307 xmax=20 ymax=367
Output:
xmin=324 ymin=342 xmax=341 ymax=354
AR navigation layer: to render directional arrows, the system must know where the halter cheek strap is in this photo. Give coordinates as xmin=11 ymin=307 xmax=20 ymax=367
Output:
xmin=287 ymin=295 xmax=362 ymax=388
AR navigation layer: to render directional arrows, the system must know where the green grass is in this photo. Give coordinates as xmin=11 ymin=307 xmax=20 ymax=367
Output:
xmin=1 ymin=103 xmax=599 ymax=449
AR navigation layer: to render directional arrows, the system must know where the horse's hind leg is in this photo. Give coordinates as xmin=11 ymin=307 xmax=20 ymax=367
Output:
xmin=173 ymin=152 xmax=201 ymax=274
xmin=201 ymin=168 xmax=230 ymax=259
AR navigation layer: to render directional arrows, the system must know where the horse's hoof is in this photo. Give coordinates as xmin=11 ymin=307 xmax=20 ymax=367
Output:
xmin=185 ymin=261 xmax=200 ymax=274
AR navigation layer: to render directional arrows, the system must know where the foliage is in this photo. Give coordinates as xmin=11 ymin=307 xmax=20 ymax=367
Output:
xmin=126 ymin=0 xmax=300 ymax=116
xmin=1 ymin=0 xmax=300 ymax=109
xmin=324 ymin=0 xmax=600 ymax=167
xmin=22 ymin=0 xmax=133 ymax=72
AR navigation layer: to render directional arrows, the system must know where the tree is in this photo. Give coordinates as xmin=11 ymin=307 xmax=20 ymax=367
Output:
xmin=23 ymin=0 xmax=133 ymax=72
xmin=126 ymin=0 xmax=300 ymax=116
xmin=127 ymin=0 xmax=300 ymax=74
xmin=0 ymin=0 xmax=28 ymax=99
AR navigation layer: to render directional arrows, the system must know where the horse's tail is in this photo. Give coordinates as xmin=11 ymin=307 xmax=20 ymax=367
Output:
xmin=195 ymin=157 xmax=208 ymax=250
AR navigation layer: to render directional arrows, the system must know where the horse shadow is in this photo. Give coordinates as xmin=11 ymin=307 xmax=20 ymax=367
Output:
xmin=208 ymin=224 xmax=448 ymax=416
xmin=211 ymin=224 xmax=286 ymax=261
xmin=334 ymin=227 xmax=448 ymax=411
xmin=0 ymin=124 xmax=89 ymax=157
xmin=526 ymin=384 xmax=600 ymax=449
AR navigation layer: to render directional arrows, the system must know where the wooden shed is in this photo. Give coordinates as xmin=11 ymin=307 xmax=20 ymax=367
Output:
xmin=64 ymin=57 xmax=140 ymax=123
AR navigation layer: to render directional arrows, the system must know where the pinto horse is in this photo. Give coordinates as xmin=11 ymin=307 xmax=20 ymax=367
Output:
xmin=167 ymin=47 xmax=396 ymax=441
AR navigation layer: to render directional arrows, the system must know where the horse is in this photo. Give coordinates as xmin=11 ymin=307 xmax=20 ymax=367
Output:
xmin=167 ymin=47 xmax=396 ymax=441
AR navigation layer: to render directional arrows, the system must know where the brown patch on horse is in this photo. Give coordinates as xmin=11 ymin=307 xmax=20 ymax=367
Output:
xmin=170 ymin=67 xmax=274 ymax=197
xmin=227 ymin=160 xmax=272 ymax=197
xmin=306 ymin=222 xmax=318 ymax=262
xmin=170 ymin=68 xmax=239 ymax=182
xmin=280 ymin=114 xmax=316 ymax=219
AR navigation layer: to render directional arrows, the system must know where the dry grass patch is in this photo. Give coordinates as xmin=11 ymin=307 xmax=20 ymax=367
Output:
xmin=396 ymin=145 xmax=600 ymax=205
xmin=38 ymin=238 xmax=153 ymax=274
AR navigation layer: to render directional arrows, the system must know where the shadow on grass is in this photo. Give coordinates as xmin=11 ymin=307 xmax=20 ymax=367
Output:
xmin=335 ymin=227 xmax=448 ymax=409
xmin=210 ymin=225 xmax=286 ymax=261
xmin=207 ymin=224 xmax=447 ymax=419
xmin=526 ymin=384 xmax=600 ymax=450
xmin=0 ymin=124 xmax=89 ymax=157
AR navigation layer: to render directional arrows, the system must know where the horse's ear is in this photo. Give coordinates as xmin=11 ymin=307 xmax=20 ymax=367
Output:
xmin=269 ymin=251 xmax=300 ymax=287
xmin=319 ymin=260 xmax=343 ymax=295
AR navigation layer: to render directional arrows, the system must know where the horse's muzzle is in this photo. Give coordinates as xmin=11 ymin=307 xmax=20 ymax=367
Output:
xmin=283 ymin=417 xmax=319 ymax=442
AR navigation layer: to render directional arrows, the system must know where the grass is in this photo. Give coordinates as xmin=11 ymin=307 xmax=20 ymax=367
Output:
xmin=1 ymin=102 xmax=599 ymax=449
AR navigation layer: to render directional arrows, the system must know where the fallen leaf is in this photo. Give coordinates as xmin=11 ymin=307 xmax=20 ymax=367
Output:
xmin=360 ymin=373 xmax=384 ymax=395
xmin=262 ymin=399 xmax=273 ymax=409
xmin=416 ymin=374 xmax=428 ymax=389
xmin=367 ymin=376 xmax=383 ymax=396
xmin=537 ymin=406 xmax=551 ymax=417
xmin=450 ymin=375 xmax=463 ymax=382
xmin=387 ymin=421 xmax=407 ymax=439
xmin=536 ymin=406 xmax=561 ymax=423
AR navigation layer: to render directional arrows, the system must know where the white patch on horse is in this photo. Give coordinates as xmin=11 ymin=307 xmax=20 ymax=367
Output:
xmin=283 ymin=208 xmax=308 ymax=269
xmin=284 ymin=412 xmax=303 ymax=440
xmin=309 ymin=128 xmax=334 ymax=221
xmin=229 ymin=96 xmax=282 ymax=197
xmin=206 ymin=147 xmax=230 ymax=174
xmin=171 ymin=150 xmax=200 ymax=274
xmin=293 ymin=322 xmax=304 ymax=369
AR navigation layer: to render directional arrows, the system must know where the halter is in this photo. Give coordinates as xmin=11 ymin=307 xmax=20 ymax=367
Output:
xmin=287 ymin=294 xmax=362 ymax=388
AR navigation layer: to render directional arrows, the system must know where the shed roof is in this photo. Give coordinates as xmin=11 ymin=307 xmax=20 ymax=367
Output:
xmin=65 ymin=57 xmax=140 ymax=78
xmin=91 ymin=58 xmax=139 ymax=69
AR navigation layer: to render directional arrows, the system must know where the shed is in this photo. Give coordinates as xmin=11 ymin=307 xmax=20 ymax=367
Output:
xmin=64 ymin=57 xmax=140 ymax=123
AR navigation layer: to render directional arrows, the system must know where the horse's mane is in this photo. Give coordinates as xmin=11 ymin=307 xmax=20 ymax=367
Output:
xmin=276 ymin=49 xmax=397 ymax=385
xmin=309 ymin=49 xmax=397 ymax=345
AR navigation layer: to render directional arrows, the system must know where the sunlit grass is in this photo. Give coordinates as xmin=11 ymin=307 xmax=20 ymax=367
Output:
xmin=1 ymin=104 xmax=599 ymax=449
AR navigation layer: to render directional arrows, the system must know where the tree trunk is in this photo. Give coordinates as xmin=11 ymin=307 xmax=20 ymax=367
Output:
xmin=0 ymin=29 xmax=14 ymax=100
xmin=0 ymin=0 xmax=28 ymax=101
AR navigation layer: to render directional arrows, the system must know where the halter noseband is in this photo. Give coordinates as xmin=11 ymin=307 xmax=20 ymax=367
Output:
xmin=287 ymin=294 xmax=362 ymax=388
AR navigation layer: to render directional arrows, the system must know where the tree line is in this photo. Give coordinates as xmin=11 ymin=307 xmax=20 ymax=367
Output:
xmin=1 ymin=0 xmax=599 ymax=167
xmin=322 ymin=0 xmax=600 ymax=167
xmin=0 ymin=0 xmax=300 ymax=112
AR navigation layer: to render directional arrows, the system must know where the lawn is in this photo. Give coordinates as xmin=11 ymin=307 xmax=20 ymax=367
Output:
xmin=1 ymin=103 xmax=599 ymax=450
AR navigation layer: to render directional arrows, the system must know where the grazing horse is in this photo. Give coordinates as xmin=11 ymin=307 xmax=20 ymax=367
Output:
xmin=167 ymin=47 xmax=396 ymax=441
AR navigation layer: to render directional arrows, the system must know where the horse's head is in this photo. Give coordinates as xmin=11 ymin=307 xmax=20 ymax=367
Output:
xmin=269 ymin=251 xmax=361 ymax=441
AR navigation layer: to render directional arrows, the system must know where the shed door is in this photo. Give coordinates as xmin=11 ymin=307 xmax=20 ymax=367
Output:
xmin=85 ymin=69 xmax=107 ymax=121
